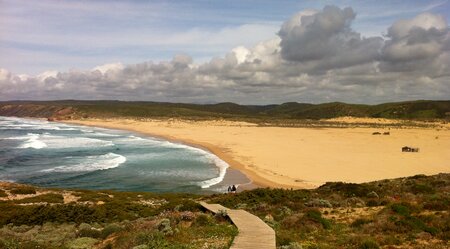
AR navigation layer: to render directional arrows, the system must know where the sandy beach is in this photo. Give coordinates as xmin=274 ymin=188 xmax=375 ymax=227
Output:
xmin=66 ymin=118 xmax=450 ymax=189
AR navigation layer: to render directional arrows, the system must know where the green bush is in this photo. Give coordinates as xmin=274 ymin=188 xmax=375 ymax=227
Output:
xmin=276 ymin=232 xmax=296 ymax=247
xmin=351 ymin=218 xmax=372 ymax=228
xmin=318 ymin=182 xmax=373 ymax=197
xmin=101 ymin=224 xmax=123 ymax=239
xmin=390 ymin=203 xmax=412 ymax=216
xmin=423 ymin=196 xmax=450 ymax=211
xmin=13 ymin=193 xmax=64 ymax=204
xmin=366 ymin=199 xmax=379 ymax=207
xmin=359 ymin=239 xmax=380 ymax=249
xmin=159 ymin=199 xmax=201 ymax=212
xmin=408 ymin=174 xmax=428 ymax=180
xmin=10 ymin=186 xmax=36 ymax=195
xmin=193 ymin=214 xmax=212 ymax=226
xmin=67 ymin=237 xmax=98 ymax=249
xmin=74 ymin=191 xmax=111 ymax=202
xmin=76 ymin=223 xmax=101 ymax=238
xmin=157 ymin=218 xmax=173 ymax=236
xmin=304 ymin=209 xmax=331 ymax=229
xmin=411 ymin=184 xmax=435 ymax=194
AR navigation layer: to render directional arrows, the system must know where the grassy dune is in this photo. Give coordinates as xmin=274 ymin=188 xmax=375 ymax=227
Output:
xmin=1 ymin=173 xmax=449 ymax=248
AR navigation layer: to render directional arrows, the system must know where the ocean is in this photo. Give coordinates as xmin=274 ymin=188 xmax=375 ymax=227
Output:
xmin=0 ymin=116 xmax=231 ymax=193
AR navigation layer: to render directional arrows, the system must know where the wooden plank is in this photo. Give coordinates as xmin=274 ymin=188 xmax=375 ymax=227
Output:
xmin=199 ymin=201 xmax=276 ymax=249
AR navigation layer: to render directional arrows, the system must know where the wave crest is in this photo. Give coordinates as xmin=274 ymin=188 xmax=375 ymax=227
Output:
xmin=17 ymin=133 xmax=47 ymax=149
xmin=41 ymin=153 xmax=126 ymax=172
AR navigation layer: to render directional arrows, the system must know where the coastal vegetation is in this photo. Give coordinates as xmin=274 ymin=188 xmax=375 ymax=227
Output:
xmin=0 ymin=100 xmax=449 ymax=123
xmin=1 ymin=173 xmax=449 ymax=248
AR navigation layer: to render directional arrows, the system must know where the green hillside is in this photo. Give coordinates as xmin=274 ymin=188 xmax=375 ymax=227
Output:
xmin=0 ymin=100 xmax=449 ymax=121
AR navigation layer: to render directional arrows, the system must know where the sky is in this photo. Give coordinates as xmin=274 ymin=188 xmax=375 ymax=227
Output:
xmin=0 ymin=0 xmax=449 ymax=104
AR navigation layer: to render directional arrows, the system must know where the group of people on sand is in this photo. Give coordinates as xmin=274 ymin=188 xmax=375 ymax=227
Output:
xmin=227 ymin=185 xmax=237 ymax=193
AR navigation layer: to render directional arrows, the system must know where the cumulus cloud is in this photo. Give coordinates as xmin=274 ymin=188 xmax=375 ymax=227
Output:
xmin=380 ymin=13 xmax=450 ymax=76
xmin=278 ymin=6 xmax=383 ymax=72
xmin=92 ymin=63 xmax=124 ymax=74
xmin=0 ymin=6 xmax=449 ymax=104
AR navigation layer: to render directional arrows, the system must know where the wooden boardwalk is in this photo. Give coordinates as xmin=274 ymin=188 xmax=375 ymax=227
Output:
xmin=199 ymin=201 xmax=276 ymax=249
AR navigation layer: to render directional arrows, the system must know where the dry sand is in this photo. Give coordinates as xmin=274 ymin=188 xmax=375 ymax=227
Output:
xmin=65 ymin=118 xmax=450 ymax=189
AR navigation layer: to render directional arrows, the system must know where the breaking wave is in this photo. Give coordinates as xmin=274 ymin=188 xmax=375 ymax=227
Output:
xmin=17 ymin=133 xmax=47 ymax=149
xmin=41 ymin=153 xmax=126 ymax=172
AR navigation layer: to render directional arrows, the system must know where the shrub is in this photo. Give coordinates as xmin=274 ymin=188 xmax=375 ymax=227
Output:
xmin=359 ymin=239 xmax=380 ymax=249
xmin=366 ymin=200 xmax=379 ymax=207
xmin=134 ymin=232 xmax=154 ymax=245
xmin=13 ymin=193 xmax=64 ymax=204
xmin=390 ymin=203 xmax=412 ymax=216
xmin=101 ymin=224 xmax=123 ymax=239
xmin=77 ymin=223 xmax=102 ymax=238
xmin=179 ymin=211 xmax=195 ymax=221
xmin=319 ymin=182 xmax=373 ymax=197
xmin=0 ymin=238 xmax=19 ymax=249
xmin=276 ymin=232 xmax=296 ymax=247
xmin=10 ymin=186 xmax=36 ymax=195
xmin=393 ymin=215 xmax=440 ymax=236
xmin=215 ymin=209 xmax=228 ymax=220
xmin=411 ymin=184 xmax=435 ymax=194
xmin=0 ymin=189 xmax=7 ymax=197
xmin=367 ymin=191 xmax=379 ymax=198
xmin=304 ymin=209 xmax=331 ymax=229
xmin=160 ymin=199 xmax=201 ymax=212
xmin=423 ymin=196 xmax=450 ymax=211
xmin=144 ymin=232 xmax=171 ymax=248
xmin=304 ymin=199 xmax=332 ymax=208
xmin=67 ymin=237 xmax=98 ymax=249
xmin=132 ymin=245 xmax=148 ymax=249
xmin=408 ymin=174 xmax=427 ymax=179
xmin=193 ymin=214 xmax=212 ymax=226
xmin=351 ymin=218 xmax=372 ymax=228
xmin=280 ymin=242 xmax=303 ymax=249
xmin=157 ymin=218 xmax=173 ymax=236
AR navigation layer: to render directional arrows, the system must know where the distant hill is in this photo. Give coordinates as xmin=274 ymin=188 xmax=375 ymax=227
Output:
xmin=0 ymin=100 xmax=449 ymax=120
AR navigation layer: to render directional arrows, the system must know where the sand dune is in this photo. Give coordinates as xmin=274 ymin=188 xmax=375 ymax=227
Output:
xmin=66 ymin=118 xmax=450 ymax=188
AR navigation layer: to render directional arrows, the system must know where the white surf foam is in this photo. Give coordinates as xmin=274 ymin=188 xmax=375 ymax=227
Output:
xmin=38 ymin=135 xmax=114 ymax=148
xmin=10 ymin=133 xmax=114 ymax=149
xmin=41 ymin=153 xmax=126 ymax=173
xmin=90 ymin=132 xmax=121 ymax=137
xmin=128 ymin=135 xmax=145 ymax=141
xmin=0 ymin=123 xmax=74 ymax=130
xmin=198 ymin=154 xmax=229 ymax=188
xmin=17 ymin=133 xmax=48 ymax=149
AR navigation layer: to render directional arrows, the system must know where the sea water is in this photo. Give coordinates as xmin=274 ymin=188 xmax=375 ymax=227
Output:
xmin=0 ymin=116 xmax=229 ymax=193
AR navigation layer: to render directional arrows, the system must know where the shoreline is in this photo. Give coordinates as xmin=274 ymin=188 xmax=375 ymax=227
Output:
xmin=62 ymin=119 xmax=306 ymax=189
xmin=61 ymin=118 xmax=450 ymax=189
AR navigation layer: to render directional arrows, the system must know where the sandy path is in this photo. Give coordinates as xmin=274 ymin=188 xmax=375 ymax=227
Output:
xmin=65 ymin=119 xmax=450 ymax=188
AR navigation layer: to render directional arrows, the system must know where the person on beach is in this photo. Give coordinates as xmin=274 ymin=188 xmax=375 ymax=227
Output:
xmin=231 ymin=185 xmax=237 ymax=193
xmin=227 ymin=185 xmax=232 ymax=193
